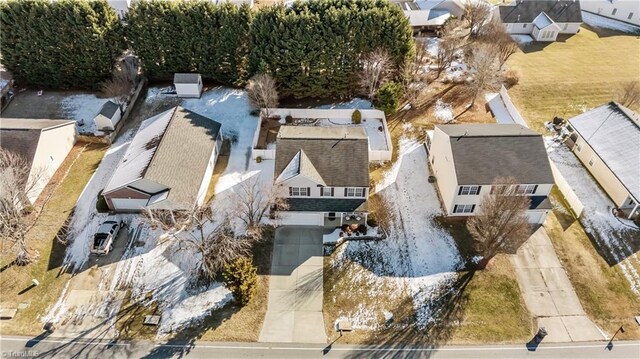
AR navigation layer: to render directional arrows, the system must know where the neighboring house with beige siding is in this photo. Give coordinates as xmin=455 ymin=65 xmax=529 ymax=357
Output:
xmin=102 ymin=106 xmax=222 ymax=212
xmin=274 ymin=126 xmax=369 ymax=227
xmin=566 ymin=102 xmax=640 ymax=219
xmin=427 ymin=124 xmax=555 ymax=224
xmin=0 ymin=119 xmax=77 ymax=204
xmin=497 ymin=0 xmax=582 ymax=41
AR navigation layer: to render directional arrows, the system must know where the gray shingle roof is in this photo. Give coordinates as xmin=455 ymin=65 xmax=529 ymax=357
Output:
xmin=437 ymin=124 xmax=554 ymax=186
xmin=1 ymin=119 xmax=75 ymax=169
xmin=568 ymin=102 xmax=640 ymax=201
xmin=286 ymin=198 xmax=367 ymax=212
xmin=275 ymin=126 xmax=369 ymax=187
xmin=499 ymin=0 xmax=582 ymax=23
xmin=99 ymin=100 xmax=120 ymax=118
xmin=104 ymin=107 xmax=222 ymax=207
xmin=173 ymin=73 xmax=201 ymax=84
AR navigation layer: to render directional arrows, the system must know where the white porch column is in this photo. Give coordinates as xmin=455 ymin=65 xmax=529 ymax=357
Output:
xmin=629 ymin=202 xmax=639 ymax=220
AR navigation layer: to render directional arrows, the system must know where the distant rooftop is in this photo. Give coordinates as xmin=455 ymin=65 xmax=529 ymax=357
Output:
xmin=173 ymin=73 xmax=201 ymax=84
xmin=499 ymin=0 xmax=583 ymax=24
xmin=0 ymin=118 xmax=75 ymax=130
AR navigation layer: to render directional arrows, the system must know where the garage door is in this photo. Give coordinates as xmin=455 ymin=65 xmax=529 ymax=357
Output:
xmin=279 ymin=212 xmax=324 ymax=226
xmin=111 ymin=198 xmax=148 ymax=211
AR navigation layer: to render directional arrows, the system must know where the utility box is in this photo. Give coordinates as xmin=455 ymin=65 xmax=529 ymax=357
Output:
xmin=174 ymin=73 xmax=202 ymax=98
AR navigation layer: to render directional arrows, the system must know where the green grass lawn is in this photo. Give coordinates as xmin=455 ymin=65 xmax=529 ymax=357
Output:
xmin=507 ymin=26 xmax=640 ymax=132
xmin=0 ymin=143 xmax=108 ymax=335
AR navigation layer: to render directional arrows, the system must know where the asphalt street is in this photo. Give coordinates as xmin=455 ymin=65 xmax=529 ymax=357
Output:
xmin=1 ymin=335 xmax=639 ymax=359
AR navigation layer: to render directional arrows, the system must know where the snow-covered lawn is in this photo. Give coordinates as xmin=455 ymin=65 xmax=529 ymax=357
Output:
xmin=60 ymin=94 xmax=110 ymax=135
xmin=433 ymin=99 xmax=454 ymax=123
xmin=422 ymin=37 xmax=468 ymax=81
xmin=545 ymin=137 xmax=640 ymax=295
xmin=329 ymin=135 xmax=463 ymax=329
xmin=56 ymin=87 xmax=274 ymax=336
xmin=582 ymin=11 xmax=640 ymax=34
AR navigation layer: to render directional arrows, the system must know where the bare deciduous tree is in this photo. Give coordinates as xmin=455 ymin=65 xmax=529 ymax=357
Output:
xmin=616 ymin=81 xmax=640 ymax=108
xmin=400 ymin=40 xmax=432 ymax=104
xmin=462 ymin=42 xmax=501 ymax=107
xmin=101 ymin=68 xmax=133 ymax=114
xmin=232 ymin=177 xmax=289 ymax=237
xmin=480 ymin=20 xmax=518 ymax=70
xmin=246 ymin=73 xmax=279 ymax=118
xmin=359 ymin=48 xmax=394 ymax=101
xmin=435 ymin=38 xmax=459 ymax=79
xmin=464 ymin=1 xmax=492 ymax=38
xmin=466 ymin=177 xmax=532 ymax=268
xmin=142 ymin=205 xmax=252 ymax=281
xmin=0 ymin=149 xmax=47 ymax=265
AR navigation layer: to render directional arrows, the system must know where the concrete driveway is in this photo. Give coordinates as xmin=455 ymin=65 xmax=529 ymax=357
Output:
xmin=259 ymin=227 xmax=327 ymax=344
xmin=512 ymin=228 xmax=606 ymax=342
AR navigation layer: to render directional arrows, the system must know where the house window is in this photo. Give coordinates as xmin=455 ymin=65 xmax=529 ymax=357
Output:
xmin=289 ymin=187 xmax=309 ymax=196
xmin=516 ymin=184 xmax=537 ymax=195
xmin=345 ymin=188 xmax=365 ymax=197
xmin=612 ymin=8 xmax=617 ymax=15
xmin=576 ymin=143 xmax=582 ymax=152
xmin=589 ymin=157 xmax=596 ymax=166
xmin=321 ymin=187 xmax=334 ymax=197
xmin=453 ymin=204 xmax=475 ymax=214
xmin=629 ymin=12 xmax=634 ymax=20
xmin=459 ymin=185 xmax=481 ymax=195
xmin=522 ymin=23 xmax=527 ymax=28
xmin=563 ymin=23 xmax=569 ymax=31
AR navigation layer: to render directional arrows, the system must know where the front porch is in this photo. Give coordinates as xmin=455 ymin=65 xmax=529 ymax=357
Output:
xmin=323 ymin=212 xmax=367 ymax=228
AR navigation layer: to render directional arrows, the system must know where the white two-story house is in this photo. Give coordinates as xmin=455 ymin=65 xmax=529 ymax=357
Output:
xmin=274 ymin=126 xmax=370 ymax=227
xmin=497 ymin=0 xmax=583 ymax=42
xmin=428 ymin=124 xmax=555 ymax=224
xmin=581 ymin=0 xmax=640 ymax=27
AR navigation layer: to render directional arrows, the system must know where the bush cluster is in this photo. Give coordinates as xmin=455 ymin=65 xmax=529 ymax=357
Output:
xmin=222 ymin=256 xmax=258 ymax=305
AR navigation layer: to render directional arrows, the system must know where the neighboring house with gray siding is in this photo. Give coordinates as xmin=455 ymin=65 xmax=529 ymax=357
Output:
xmin=565 ymin=102 xmax=640 ymax=219
xmin=497 ymin=0 xmax=582 ymax=41
xmin=102 ymin=106 xmax=222 ymax=212
xmin=0 ymin=119 xmax=77 ymax=205
xmin=427 ymin=124 xmax=555 ymax=224
xmin=274 ymin=126 xmax=369 ymax=227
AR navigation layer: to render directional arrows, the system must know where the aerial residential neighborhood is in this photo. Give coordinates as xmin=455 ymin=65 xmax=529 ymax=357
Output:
xmin=0 ymin=0 xmax=639 ymax=358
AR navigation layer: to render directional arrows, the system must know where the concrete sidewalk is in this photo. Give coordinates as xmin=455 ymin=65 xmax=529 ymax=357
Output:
xmin=511 ymin=228 xmax=606 ymax=343
xmin=259 ymin=227 xmax=327 ymax=344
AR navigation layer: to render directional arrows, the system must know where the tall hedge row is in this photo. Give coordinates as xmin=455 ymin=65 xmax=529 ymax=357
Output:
xmin=125 ymin=0 xmax=252 ymax=85
xmin=0 ymin=0 xmax=124 ymax=89
xmin=250 ymin=0 xmax=414 ymax=98
xmin=0 ymin=0 xmax=413 ymax=97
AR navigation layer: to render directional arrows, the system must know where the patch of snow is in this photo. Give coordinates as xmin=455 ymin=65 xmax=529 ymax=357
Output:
xmin=423 ymin=37 xmax=440 ymax=57
xmin=316 ymin=98 xmax=372 ymax=110
xmin=471 ymin=256 xmax=484 ymax=265
xmin=545 ymin=137 xmax=640 ymax=295
xmin=335 ymin=303 xmax=383 ymax=330
xmin=332 ymin=135 xmax=462 ymax=329
xmin=60 ymin=94 xmax=110 ymax=135
xmin=433 ymin=99 xmax=454 ymax=123
xmin=511 ymin=34 xmax=534 ymax=45
xmin=582 ymin=11 xmax=640 ymax=34
xmin=383 ymin=310 xmax=393 ymax=322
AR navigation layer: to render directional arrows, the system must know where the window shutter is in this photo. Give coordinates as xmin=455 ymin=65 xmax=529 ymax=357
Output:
xmin=289 ymin=187 xmax=292 ymax=196
xmin=362 ymin=188 xmax=366 ymax=197
xmin=458 ymin=187 xmax=463 ymax=195
xmin=344 ymin=188 xmax=348 ymax=196
xmin=307 ymin=187 xmax=311 ymax=196
xmin=453 ymin=205 xmax=458 ymax=213
xmin=331 ymin=188 xmax=334 ymax=196
xmin=471 ymin=205 xmax=476 ymax=213
xmin=476 ymin=186 xmax=481 ymax=195
xmin=532 ymin=185 xmax=538 ymax=194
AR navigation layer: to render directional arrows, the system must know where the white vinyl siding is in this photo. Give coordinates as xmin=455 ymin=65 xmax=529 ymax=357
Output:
xmin=345 ymin=187 xmax=365 ymax=197
xmin=459 ymin=185 xmax=481 ymax=195
xmin=453 ymin=204 xmax=475 ymax=214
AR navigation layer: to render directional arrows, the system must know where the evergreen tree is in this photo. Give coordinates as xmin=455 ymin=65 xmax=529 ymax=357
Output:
xmin=0 ymin=0 xmax=124 ymax=89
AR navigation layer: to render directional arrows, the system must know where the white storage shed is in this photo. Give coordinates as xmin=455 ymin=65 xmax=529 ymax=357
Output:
xmin=174 ymin=73 xmax=203 ymax=98
xmin=94 ymin=100 xmax=122 ymax=131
